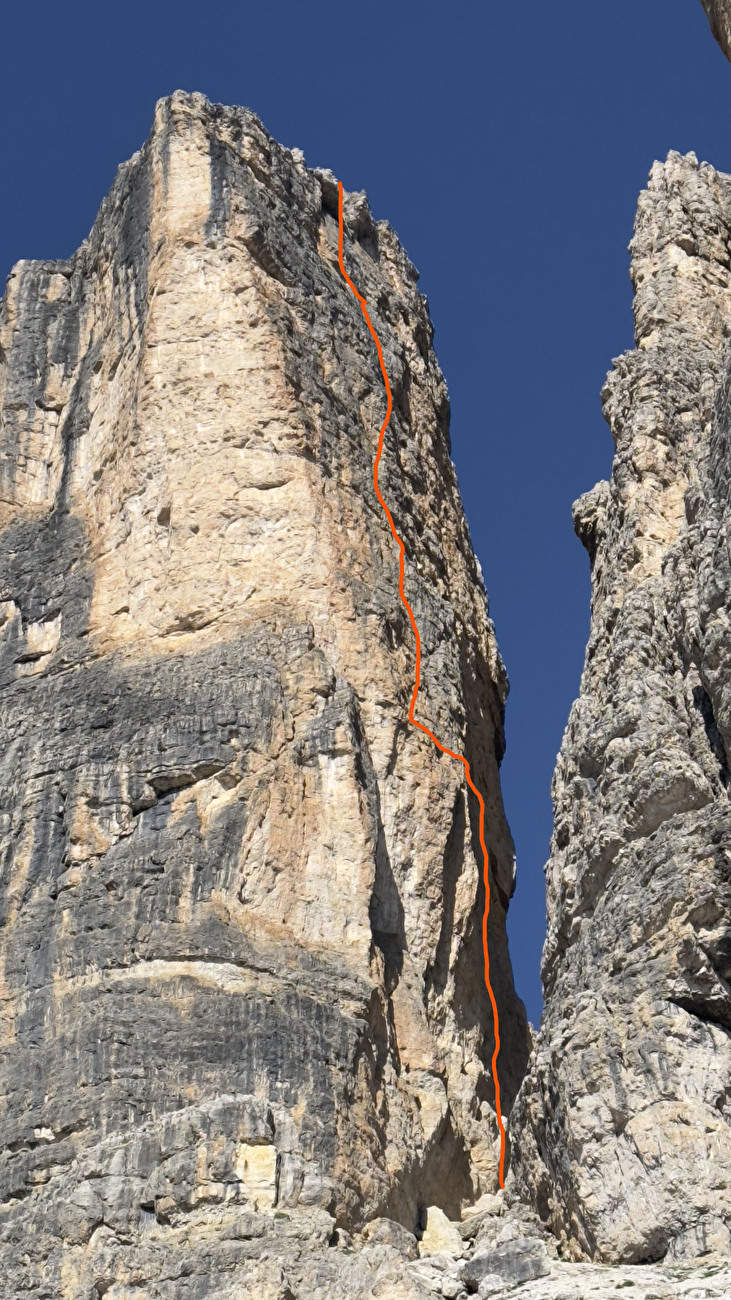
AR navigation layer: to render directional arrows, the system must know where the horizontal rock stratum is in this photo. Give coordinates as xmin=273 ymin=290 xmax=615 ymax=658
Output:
xmin=0 ymin=91 xmax=529 ymax=1294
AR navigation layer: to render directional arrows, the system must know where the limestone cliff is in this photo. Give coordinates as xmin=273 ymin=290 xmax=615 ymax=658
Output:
xmin=0 ymin=92 xmax=529 ymax=1295
xmin=510 ymin=148 xmax=731 ymax=1262
xmin=505 ymin=4 xmax=731 ymax=1267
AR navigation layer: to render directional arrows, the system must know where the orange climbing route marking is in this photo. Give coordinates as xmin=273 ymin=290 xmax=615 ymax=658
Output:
xmin=337 ymin=182 xmax=506 ymax=1188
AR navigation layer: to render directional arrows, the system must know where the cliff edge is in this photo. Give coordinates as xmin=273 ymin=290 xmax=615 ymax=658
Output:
xmin=701 ymin=0 xmax=731 ymax=63
xmin=0 ymin=92 xmax=528 ymax=1296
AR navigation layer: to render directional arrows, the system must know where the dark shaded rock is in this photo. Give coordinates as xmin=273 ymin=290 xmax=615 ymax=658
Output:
xmin=700 ymin=0 xmax=731 ymax=64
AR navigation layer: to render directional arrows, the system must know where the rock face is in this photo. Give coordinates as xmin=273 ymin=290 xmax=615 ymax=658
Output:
xmin=700 ymin=0 xmax=731 ymax=64
xmin=511 ymin=150 xmax=731 ymax=1261
xmin=0 ymin=91 xmax=528 ymax=1293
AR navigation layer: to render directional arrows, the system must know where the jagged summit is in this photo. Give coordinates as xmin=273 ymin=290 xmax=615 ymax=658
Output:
xmin=511 ymin=147 xmax=731 ymax=1261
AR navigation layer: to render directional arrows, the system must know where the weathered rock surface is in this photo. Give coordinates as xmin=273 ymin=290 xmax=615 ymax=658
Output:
xmin=511 ymin=149 xmax=731 ymax=1261
xmin=463 ymin=1238 xmax=550 ymax=1290
xmin=4 ymin=1165 xmax=730 ymax=1300
xmin=700 ymin=0 xmax=731 ymax=64
xmin=396 ymin=1197 xmax=731 ymax=1299
xmin=0 ymin=90 xmax=529 ymax=1293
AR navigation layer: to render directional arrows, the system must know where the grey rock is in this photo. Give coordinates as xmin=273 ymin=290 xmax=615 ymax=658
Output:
xmin=473 ymin=1279 xmax=499 ymax=1300
xmin=419 ymin=1249 xmax=463 ymax=1273
xmin=0 ymin=90 xmax=527 ymax=1296
xmin=511 ymin=149 xmax=731 ymax=1261
xmin=463 ymin=1238 xmax=550 ymax=1290
xmin=699 ymin=0 xmax=731 ymax=64
xmin=440 ymin=1281 xmax=466 ymax=1300
xmin=363 ymin=1217 xmax=419 ymax=1258
xmin=460 ymin=1210 xmax=500 ymax=1242
xmin=473 ymin=1198 xmax=553 ymax=1256
xmin=476 ymin=1280 xmax=505 ymax=1300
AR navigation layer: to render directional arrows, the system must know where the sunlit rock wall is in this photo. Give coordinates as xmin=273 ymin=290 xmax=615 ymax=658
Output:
xmin=0 ymin=91 xmax=527 ymax=1294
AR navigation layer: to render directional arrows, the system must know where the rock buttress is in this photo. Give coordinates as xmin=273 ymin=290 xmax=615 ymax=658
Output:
xmin=511 ymin=151 xmax=731 ymax=1263
xmin=0 ymin=91 xmax=528 ymax=1292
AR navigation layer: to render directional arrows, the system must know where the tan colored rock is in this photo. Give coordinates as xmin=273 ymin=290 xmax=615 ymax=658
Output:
xmin=418 ymin=1205 xmax=463 ymax=1256
xmin=234 ymin=1142 xmax=278 ymax=1210
xmin=0 ymin=91 xmax=528 ymax=1294
xmin=459 ymin=1191 xmax=504 ymax=1240
xmin=468 ymin=1192 xmax=504 ymax=1218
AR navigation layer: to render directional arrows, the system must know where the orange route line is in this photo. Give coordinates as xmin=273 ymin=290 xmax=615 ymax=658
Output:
xmin=337 ymin=182 xmax=506 ymax=1188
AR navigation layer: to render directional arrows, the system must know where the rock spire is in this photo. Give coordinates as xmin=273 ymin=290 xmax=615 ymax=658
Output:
xmin=506 ymin=5 xmax=731 ymax=1263
xmin=511 ymin=145 xmax=731 ymax=1263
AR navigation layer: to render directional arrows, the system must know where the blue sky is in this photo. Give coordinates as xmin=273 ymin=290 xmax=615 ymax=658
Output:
xmin=2 ymin=0 xmax=730 ymax=1025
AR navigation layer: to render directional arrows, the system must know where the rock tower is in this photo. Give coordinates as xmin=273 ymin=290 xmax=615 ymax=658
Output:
xmin=511 ymin=5 xmax=731 ymax=1264
xmin=511 ymin=145 xmax=731 ymax=1263
xmin=0 ymin=91 xmax=528 ymax=1295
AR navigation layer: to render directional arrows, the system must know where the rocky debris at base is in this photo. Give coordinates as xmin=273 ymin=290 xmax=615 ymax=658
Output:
xmin=462 ymin=1238 xmax=551 ymax=1290
xmin=6 ymin=1144 xmax=731 ymax=1298
xmin=52 ymin=1207 xmax=731 ymax=1300
xmin=419 ymin=1205 xmax=466 ymax=1257
xmin=371 ymin=1201 xmax=731 ymax=1300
